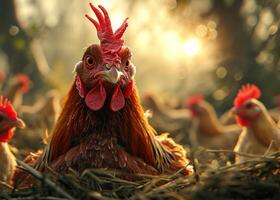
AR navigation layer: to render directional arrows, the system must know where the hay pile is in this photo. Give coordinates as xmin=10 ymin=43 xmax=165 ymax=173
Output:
xmin=0 ymin=150 xmax=279 ymax=200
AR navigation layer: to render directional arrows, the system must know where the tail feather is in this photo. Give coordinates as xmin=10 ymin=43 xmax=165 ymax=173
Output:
xmin=154 ymin=133 xmax=193 ymax=175
xmin=33 ymin=143 xmax=51 ymax=171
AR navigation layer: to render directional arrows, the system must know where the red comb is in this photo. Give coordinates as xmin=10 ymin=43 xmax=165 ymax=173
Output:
xmin=16 ymin=73 xmax=31 ymax=93
xmin=234 ymin=84 xmax=261 ymax=108
xmin=186 ymin=95 xmax=204 ymax=108
xmin=85 ymin=3 xmax=128 ymax=67
xmin=0 ymin=96 xmax=17 ymax=120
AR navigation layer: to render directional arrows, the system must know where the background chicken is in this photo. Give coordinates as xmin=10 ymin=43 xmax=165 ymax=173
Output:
xmin=3 ymin=73 xmax=31 ymax=110
xmin=1 ymin=74 xmax=59 ymax=153
xmin=20 ymin=90 xmax=61 ymax=131
xmin=12 ymin=90 xmax=61 ymax=153
xmin=220 ymin=99 xmax=280 ymax=126
xmin=232 ymin=84 xmax=280 ymax=162
xmin=142 ymin=93 xmax=192 ymax=144
xmin=219 ymin=109 xmax=237 ymax=126
xmin=15 ymin=3 xmax=192 ymax=183
xmin=186 ymin=95 xmax=241 ymax=150
xmin=0 ymin=96 xmax=25 ymax=184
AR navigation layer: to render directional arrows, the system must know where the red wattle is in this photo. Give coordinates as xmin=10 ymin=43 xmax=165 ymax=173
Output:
xmin=236 ymin=116 xmax=250 ymax=127
xmin=85 ymin=81 xmax=107 ymax=111
xmin=110 ymin=84 xmax=125 ymax=112
xmin=75 ymin=75 xmax=86 ymax=98
xmin=0 ymin=130 xmax=14 ymax=143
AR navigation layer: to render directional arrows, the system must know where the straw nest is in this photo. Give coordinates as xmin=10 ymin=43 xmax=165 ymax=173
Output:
xmin=1 ymin=149 xmax=279 ymax=200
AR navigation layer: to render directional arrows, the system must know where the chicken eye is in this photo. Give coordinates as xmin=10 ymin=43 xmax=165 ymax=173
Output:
xmin=245 ymin=103 xmax=253 ymax=109
xmin=125 ymin=60 xmax=130 ymax=66
xmin=0 ymin=116 xmax=4 ymax=123
xmin=85 ymin=56 xmax=95 ymax=69
xmin=124 ymin=61 xmax=130 ymax=71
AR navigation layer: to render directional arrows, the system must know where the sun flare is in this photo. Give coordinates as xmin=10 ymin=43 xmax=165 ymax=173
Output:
xmin=183 ymin=38 xmax=201 ymax=56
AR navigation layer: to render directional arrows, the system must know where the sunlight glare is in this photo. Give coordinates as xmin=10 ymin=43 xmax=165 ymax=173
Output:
xmin=183 ymin=38 xmax=201 ymax=56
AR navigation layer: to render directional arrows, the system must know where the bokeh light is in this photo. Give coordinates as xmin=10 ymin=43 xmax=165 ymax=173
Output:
xmin=183 ymin=37 xmax=201 ymax=56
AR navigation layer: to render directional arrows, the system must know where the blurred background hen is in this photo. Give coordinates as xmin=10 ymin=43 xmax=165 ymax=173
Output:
xmin=233 ymin=84 xmax=280 ymax=162
xmin=0 ymin=97 xmax=25 ymax=184
xmin=0 ymin=73 xmax=61 ymax=153
xmin=186 ymin=95 xmax=241 ymax=150
xmin=142 ymin=93 xmax=192 ymax=144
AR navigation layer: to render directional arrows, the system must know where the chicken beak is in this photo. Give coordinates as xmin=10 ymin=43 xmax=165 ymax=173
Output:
xmin=95 ymin=67 xmax=124 ymax=84
xmin=73 ymin=61 xmax=83 ymax=73
xmin=0 ymin=118 xmax=25 ymax=134
xmin=13 ymin=118 xmax=26 ymax=129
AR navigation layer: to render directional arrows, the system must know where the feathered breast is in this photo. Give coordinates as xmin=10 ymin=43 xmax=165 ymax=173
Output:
xmin=48 ymin=82 xmax=157 ymax=167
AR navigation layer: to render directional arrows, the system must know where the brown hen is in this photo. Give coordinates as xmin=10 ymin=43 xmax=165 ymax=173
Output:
xmin=14 ymin=3 xmax=192 ymax=185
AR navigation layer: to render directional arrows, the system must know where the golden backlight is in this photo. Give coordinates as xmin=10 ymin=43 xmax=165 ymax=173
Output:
xmin=183 ymin=38 xmax=201 ymax=56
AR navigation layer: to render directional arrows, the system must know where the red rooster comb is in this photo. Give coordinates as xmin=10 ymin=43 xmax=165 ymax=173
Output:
xmin=0 ymin=96 xmax=17 ymax=120
xmin=16 ymin=73 xmax=31 ymax=93
xmin=234 ymin=84 xmax=261 ymax=108
xmin=186 ymin=95 xmax=204 ymax=108
xmin=85 ymin=3 xmax=128 ymax=67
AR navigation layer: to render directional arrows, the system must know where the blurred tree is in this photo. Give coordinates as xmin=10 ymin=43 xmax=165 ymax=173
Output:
xmin=176 ymin=0 xmax=280 ymax=113
xmin=0 ymin=0 xmax=44 ymax=92
xmin=204 ymin=0 xmax=280 ymax=112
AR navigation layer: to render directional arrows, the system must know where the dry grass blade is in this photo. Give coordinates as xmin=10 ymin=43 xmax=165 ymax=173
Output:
xmin=2 ymin=150 xmax=278 ymax=199
xmin=205 ymin=149 xmax=278 ymax=159
xmin=16 ymin=159 xmax=75 ymax=200
xmin=0 ymin=181 xmax=13 ymax=190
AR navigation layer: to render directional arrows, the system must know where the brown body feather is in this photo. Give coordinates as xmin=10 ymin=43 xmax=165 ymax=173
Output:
xmin=49 ymin=83 xmax=157 ymax=166
xmin=14 ymin=82 xmax=191 ymax=185
xmin=191 ymin=100 xmax=241 ymax=150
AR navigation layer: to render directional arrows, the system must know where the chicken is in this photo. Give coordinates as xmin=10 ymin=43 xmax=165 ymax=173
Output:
xmin=3 ymin=73 xmax=31 ymax=109
xmin=219 ymin=109 xmax=237 ymax=125
xmin=186 ymin=95 xmax=241 ymax=149
xmin=142 ymin=94 xmax=192 ymax=144
xmin=20 ymin=90 xmax=61 ymax=131
xmin=220 ymin=94 xmax=280 ymax=126
xmin=11 ymin=90 xmax=61 ymax=152
xmin=220 ymin=104 xmax=280 ymax=126
xmin=232 ymin=84 xmax=280 ymax=162
xmin=15 ymin=3 xmax=192 ymax=182
xmin=0 ymin=96 xmax=25 ymax=184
